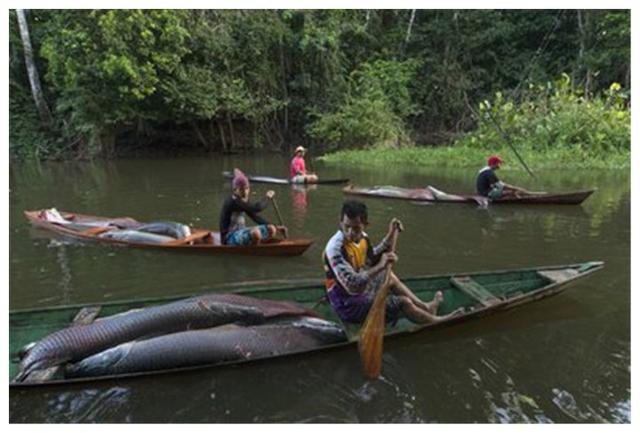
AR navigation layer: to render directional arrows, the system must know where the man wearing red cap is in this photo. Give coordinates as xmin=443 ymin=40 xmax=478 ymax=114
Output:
xmin=476 ymin=155 xmax=530 ymax=199
xmin=290 ymin=146 xmax=318 ymax=184
xmin=219 ymin=168 xmax=287 ymax=245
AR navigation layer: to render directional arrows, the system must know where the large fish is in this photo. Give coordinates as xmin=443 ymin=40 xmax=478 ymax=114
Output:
xmin=65 ymin=318 xmax=347 ymax=378
xmin=41 ymin=208 xmax=140 ymax=231
xmin=98 ymin=229 xmax=174 ymax=244
xmin=15 ymin=294 xmax=317 ymax=382
xmin=135 ymin=221 xmax=191 ymax=239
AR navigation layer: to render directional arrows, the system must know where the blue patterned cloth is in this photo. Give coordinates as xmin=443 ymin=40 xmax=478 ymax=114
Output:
xmin=225 ymin=225 xmax=270 ymax=246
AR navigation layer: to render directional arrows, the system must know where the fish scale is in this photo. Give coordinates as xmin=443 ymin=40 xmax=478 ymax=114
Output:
xmin=14 ymin=294 xmax=316 ymax=382
xmin=66 ymin=319 xmax=347 ymax=378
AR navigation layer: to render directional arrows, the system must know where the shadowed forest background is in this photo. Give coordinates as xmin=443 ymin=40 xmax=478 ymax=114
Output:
xmin=9 ymin=10 xmax=630 ymax=162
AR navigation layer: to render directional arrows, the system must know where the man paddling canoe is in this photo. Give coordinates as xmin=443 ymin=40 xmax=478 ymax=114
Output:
xmin=219 ymin=169 xmax=287 ymax=245
xmin=323 ymin=200 xmax=462 ymax=324
xmin=290 ymin=146 xmax=318 ymax=184
xmin=476 ymin=155 xmax=536 ymax=200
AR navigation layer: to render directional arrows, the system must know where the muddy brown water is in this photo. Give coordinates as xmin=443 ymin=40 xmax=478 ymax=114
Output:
xmin=9 ymin=155 xmax=630 ymax=422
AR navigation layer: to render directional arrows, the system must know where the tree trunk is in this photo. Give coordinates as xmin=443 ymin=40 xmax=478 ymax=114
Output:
xmin=208 ymin=120 xmax=218 ymax=151
xmin=16 ymin=9 xmax=53 ymax=130
xmin=272 ymin=114 xmax=284 ymax=150
xmin=577 ymin=10 xmax=592 ymax=98
xmin=405 ymin=9 xmax=416 ymax=44
xmin=227 ymin=114 xmax=236 ymax=150
xmin=625 ymin=65 xmax=630 ymax=92
xmin=584 ymin=12 xmax=592 ymax=98
xmin=94 ymin=125 xmax=116 ymax=158
xmin=217 ymin=118 xmax=228 ymax=152
xmin=279 ymin=37 xmax=289 ymax=137
xmin=191 ymin=121 xmax=209 ymax=148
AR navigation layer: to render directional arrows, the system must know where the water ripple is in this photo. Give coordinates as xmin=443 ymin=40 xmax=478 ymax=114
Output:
xmin=44 ymin=387 xmax=131 ymax=423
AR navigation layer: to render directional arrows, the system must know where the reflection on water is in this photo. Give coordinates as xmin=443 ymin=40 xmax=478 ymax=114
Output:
xmin=290 ymin=184 xmax=317 ymax=226
xmin=9 ymin=156 xmax=629 ymax=423
xmin=53 ymin=244 xmax=74 ymax=304
xmin=8 ymin=386 xmax=132 ymax=423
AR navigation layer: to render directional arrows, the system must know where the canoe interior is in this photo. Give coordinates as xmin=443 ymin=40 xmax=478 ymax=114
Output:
xmin=9 ymin=262 xmax=603 ymax=385
xmin=24 ymin=210 xmax=313 ymax=256
xmin=343 ymin=185 xmax=595 ymax=205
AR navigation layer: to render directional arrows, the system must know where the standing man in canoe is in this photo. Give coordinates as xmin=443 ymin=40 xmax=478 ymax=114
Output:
xmin=323 ymin=200 xmax=461 ymax=324
xmin=219 ymin=169 xmax=287 ymax=245
xmin=290 ymin=146 xmax=318 ymax=184
xmin=476 ymin=155 xmax=533 ymax=200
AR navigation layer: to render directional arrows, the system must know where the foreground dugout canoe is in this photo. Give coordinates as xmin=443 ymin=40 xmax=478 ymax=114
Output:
xmin=343 ymin=185 xmax=596 ymax=205
xmin=9 ymin=261 xmax=603 ymax=388
xmin=24 ymin=210 xmax=312 ymax=256
xmin=222 ymin=171 xmax=349 ymax=185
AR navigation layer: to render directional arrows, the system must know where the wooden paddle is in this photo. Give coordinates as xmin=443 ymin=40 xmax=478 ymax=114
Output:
xmin=358 ymin=221 xmax=401 ymax=379
xmin=269 ymin=196 xmax=288 ymax=239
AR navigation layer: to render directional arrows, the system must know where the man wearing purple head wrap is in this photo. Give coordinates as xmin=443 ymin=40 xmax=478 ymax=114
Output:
xmin=219 ymin=169 xmax=287 ymax=245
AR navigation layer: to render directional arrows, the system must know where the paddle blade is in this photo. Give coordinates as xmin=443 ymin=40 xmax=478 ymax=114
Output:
xmin=358 ymin=286 xmax=390 ymax=379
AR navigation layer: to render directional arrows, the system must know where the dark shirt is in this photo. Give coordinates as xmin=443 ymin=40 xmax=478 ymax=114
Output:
xmin=219 ymin=195 xmax=270 ymax=243
xmin=476 ymin=167 xmax=500 ymax=196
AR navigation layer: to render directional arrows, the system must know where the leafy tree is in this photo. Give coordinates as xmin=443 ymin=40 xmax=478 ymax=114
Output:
xmin=457 ymin=74 xmax=630 ymax=156
xmin=308 ymin=59 xmax=418 ymax=149
xmin=40 ymin=10 xmax=190 ymax=156
xmin=8 ymin=9 xmax=631 ymax=160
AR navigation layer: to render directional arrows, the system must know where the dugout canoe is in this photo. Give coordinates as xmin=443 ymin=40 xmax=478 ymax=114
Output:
xmin=342 ymin=185 xmax=595 ymax=205
xmin=222 ymin=171 xmax=349 ymax=185
xmin=24 ymin=210 xmax=312 ymax=256
xmin=9 ymin=261 xmax=603 ymax=388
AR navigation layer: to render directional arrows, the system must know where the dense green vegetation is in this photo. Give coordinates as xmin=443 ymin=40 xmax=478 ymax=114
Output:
xmin=323 ymin=74 xmax=630 ymax=170
xmin=9 ymin=10 xmax=630 ymax=161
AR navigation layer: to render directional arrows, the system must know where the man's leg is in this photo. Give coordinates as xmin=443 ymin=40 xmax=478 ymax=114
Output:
xmin=397 ymin=296 xmax=465 ymax=324
xmin=396 ymin=296 xmax=439 ymax=323
xmin=502 ymin=187 xmax=522 ymax=198
xmin=388 ymin=272 xmax=442 ymax=313
xmin=250 ymin=227 xmax=263 ymax=244
xmin=251 ymin=224 xmax=277 ymax=243
xmin=226 ymin=228 xmax=255 ymax=246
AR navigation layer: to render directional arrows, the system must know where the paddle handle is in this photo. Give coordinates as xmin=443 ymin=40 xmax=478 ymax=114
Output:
xmin=270 ymin=196 xmax=288 ymax=239
xmin=381 ymin=226 xmax=400 ymax=286
xmin=366 ymin=229 xmax=399 ymax=319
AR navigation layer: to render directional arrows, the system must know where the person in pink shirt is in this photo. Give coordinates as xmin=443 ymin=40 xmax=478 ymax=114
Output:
xmin=290 ymin=146 xmax=318 ymax=184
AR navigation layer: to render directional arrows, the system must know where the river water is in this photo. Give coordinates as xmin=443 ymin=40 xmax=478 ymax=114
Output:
xmin=8 ymin=155 xmax=630 ymax=423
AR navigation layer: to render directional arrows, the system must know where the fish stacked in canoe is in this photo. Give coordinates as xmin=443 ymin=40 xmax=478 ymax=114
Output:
xmin=10 ymin=261 xmax=603 ymax=387
xmin=343 ymin=185 xmax=596 ymax=205
xmin=24 ymin=209 xmax=312 ymax=256
xmin=13 ymin=294 xmax=343 ymax=384
xmin=222 ymin=171 xmax=349 ymax=185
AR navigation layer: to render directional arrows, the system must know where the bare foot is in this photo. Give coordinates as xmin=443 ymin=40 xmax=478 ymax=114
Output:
xmin=444 ymin=307 xmax=465 ymax=319
xmin=423 ymin=291 xmax=444 ymax=314
xmin=429 ymin=307 xmax=465 ymax=324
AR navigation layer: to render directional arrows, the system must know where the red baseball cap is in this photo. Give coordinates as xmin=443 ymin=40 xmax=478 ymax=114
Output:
xmin=487 ymin=155 xmax=504 ymax=166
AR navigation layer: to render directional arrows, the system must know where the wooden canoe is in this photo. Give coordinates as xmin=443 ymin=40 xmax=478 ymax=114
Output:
xmin=222 ymin=171 xmax=350 ymax=185
xmin=9 ymin=261 xmax=603 ymax=388
xmin=343 ymin=185 xmax=596 ymax=205
xmin=24 ymin=210 xmax=312 ymax=256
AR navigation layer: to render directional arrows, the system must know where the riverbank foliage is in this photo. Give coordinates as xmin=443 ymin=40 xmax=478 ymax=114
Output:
xmin=322 ymin=76 xmax=630 ymax=170
xmin=9 ymin=10 xmax=630 ymax=160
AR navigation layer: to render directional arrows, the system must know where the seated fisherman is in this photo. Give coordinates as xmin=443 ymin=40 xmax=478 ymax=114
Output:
xmin=290 ymin=146 xmax=318 ymax=184
xmin=323 ymin=200 xmax=462 ymax=324
xmin=219 ymin=168 xmax=287 ymax=245
xmin=476 ymin=155 xmax=532 ymax=199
